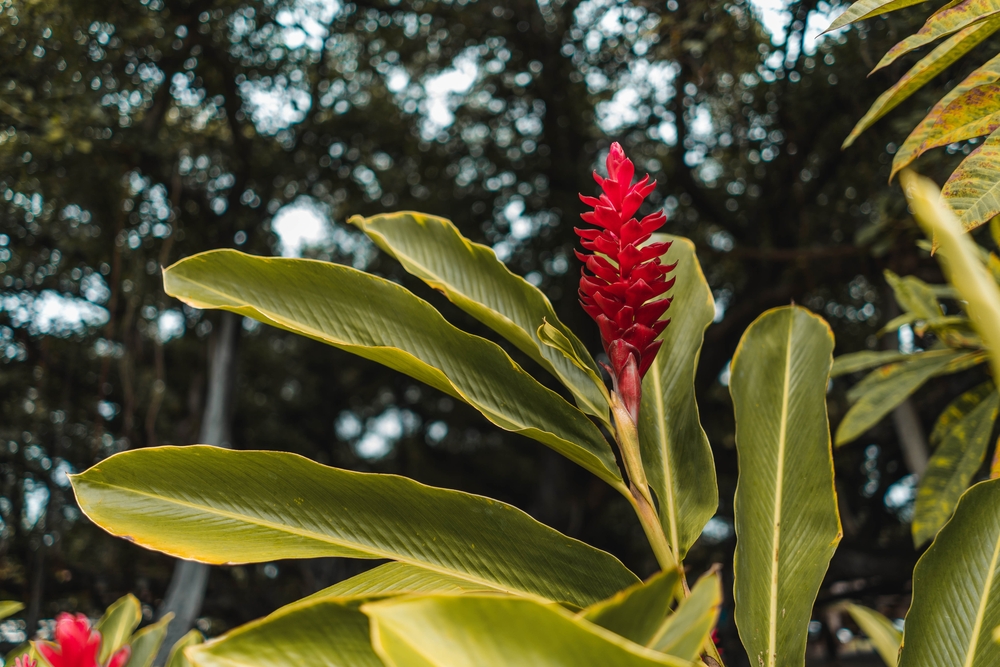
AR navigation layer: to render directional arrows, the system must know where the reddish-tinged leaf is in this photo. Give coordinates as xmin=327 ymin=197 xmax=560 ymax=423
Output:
xmin=942 ymin=128 xmax=1000 ymax=231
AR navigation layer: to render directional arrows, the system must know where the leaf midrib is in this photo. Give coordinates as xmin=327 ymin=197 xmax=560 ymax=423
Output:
xmin=962 ymin=520 xmax=1000 ymax=667
xmin=651 ymin=369 xmax=680 ymax=564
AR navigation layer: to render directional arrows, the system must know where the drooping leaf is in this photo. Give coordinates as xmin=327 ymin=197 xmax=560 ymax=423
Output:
xmin=903 ymin=171 xmax=1000 ymax=383
xmin=303 ymin=563 xmax=493 ymax=604
xmin=165 ymin=631 xmax=202 ymax=667
xmin=836 ymin=351 xmax=960 ymax=446
xmin=930 ymin=381 xmax=995 ymax=445
xmin=730 ymin=306 xmax=842 ymax=667
xmin=95 ymin=595 xmax=142 ymax=665
xmin=71 ymin=446 xmax=638 ymax=607
xmin=872 ymin=0 xmax=1000 ymax=73
xmin=844 ymin=604 xmax=901 ymax=667
xmin=913 ymin=391 xmax=999 ymax=546
xmin=943 ymin=129 xmax=1000 ymax=232
xmin=126 ymin=615 xmax=173 ymax=667
xmin=579 ymin=569 xmax=681 ymax=647
xmin=364 ymin=594 xmax=694 ymax=667
xmin=349 ymin=212 xmax=609 ymax=423
xmin=187 ymin=598 xmax=382 ymax=667
xmin=844 ymin=18 xmax=1000 ymax=148
xmin=898 ymin=479 xmax=1000 ymax=667
xmin=649 ymin=571 xmax=722 ymax=660
xmin=884 ymin=270 xmax=943 ymax=320
xmin=638 ymin=235 xmax=718 ymax=563
xmin=827 ymin=0 xmax=936 ymax=32
xmin=162 ymin=249 xmax=622 ymax=490
xmin=0 ymin=601 xmax=23 ymax=621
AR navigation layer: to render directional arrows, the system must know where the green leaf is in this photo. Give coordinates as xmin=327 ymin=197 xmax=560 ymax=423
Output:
xmin=903 ymin=171 xmax=1000 ymax=384
xmin=898 ymin=479 xmax=1000 ymax=667
xmin=638 ymin=235 xmax=718 ymax=563
xmin=364 ymin=594 xmax=694 ymax=667
xmin=827 ymin=0 xmax=935 ymax=32
xmin=650 ymin=570 xmax=722 ymax=660
xmin=126 ymin=614 xmax=173 ymax=667
xmin=303 ymin=563 xmax=493 ymax=604
xmin=844 ymin=604 xmax=901 ymax=667
xmin=349 ymin=212 xmax=610 ymax=424
xmin=872 ymin=0 xmax=1000 ymax=74
xmin=931 ymin=381 xmax=995 ymax=444
xmin=188 ymin=598 xmax=381 ymax=667
xmin=730 ymin=306 xmax=842 ymax=667
xmin=537 ymin=319 xmax=609 ymax=403
xmin=0 ymin=601 xmax=23 ymax=621
xmin=165 ymin=630 xmax=203 ymax=667
xmin=831 ymin=350 xmax=911 ymax=377
xmin=162 ymin=249 xmax=622 ymax=490
xmin=943 ymin=128 xmax=1000 ymax=232
xmin=913 ymin=390 xmax=999 ymax=546
xmin=95 ymin=594 xmax=142 ymax=665
xmin=892 ymin=55 xmax=1000 ymax=179
xmin=579 ymin=569 xmax=681 ymax=647
xmin=71 ymin=446 xmax=638 ymax=607
xmin=836 ymin=352 xmax=960 ymax=446
xmin=843 ymin=18 xmax=1000 ymax=148
xmin=884 ymin=270 xmax=943 ymax=320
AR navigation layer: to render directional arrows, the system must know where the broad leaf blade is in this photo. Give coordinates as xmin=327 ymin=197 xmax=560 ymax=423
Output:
xmin=650 ymin=571 xmax=722 ymax=661
xmin=364 ymin=595 xmax=694 ymax=667
xmin=898 ymin=479 xmax=1000 ymax=667
xmin=304 ymin=563 xmax=493 ymax=604
xmin=187 ymin=598 xmax=382 ymax=667
xmin=0 ymin=602 xmax=23 ymax=621
xmin=943 ymin=128 xmax=1000 ymax=231
xmin=162 ymin=249 xmax=622 ymax=489
xmin=579 ymin=569 xmax=681 ymax=647
xmin=349 ymin=212 xmax=609 ymax=424
xmin=71 ymin=446 xmax=638 ymax=607
xmin=873 ymin=1 xmax=1000 ymax=73
xmin=730 ymin=306 xmax=842 ymax=667
xmin=913 ymin=391 xmax=999 ymax=546
xmin=166 ymin=631 xmax=202 ymax=667
xmin=844 ymin=18 xmax=1000 ymax=148
xmin=95 ymin=594 xmax=142 ymax=665
xmin=639 ymin=236 xmax=718 ymax=563
xmin=827 ymin=0 xmax=934 ymax=32
xmin=126 ymin=615 xmax=173 ymax=667
xmin=930 ymin=381 xmax=995 ymax=444
xmin=844 ymin=604 xmax=901 ymax=667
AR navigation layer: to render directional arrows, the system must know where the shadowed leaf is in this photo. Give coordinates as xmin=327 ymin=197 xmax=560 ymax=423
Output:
xmin=650 ymin=571 xmax=722 ymax=660
xmin=845 ymin=604 xmax=901 ymax=667
xmin=943 ymin=129 xmax=1000 ymax=231
xmin=931 ymin=381 xmax=995 ymax=445
xmin=579 ymin=569 xmax=681 ymax=647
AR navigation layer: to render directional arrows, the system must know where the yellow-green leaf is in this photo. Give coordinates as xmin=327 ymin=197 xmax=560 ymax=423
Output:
xmin=579 ymin=569 xmax=681 ymax=647
xmin=162 ymin=249 xmax=622 ymax=490
xmin=898 ymin=479 xmax=1000 ymax=667
xmin=0 ymin=601 xmax=23 ymax=621
xmin=165 ymin=630 xmax=202 ymax=667
xmin=71 ymin=446 xmax=638 ymax=607
xmin=832 ymin=350 xmax=911 ymax=377
xmin=730 ymin=306 xmax=842 ymax=667
xmin=827 ymin=0 xmax=936 ymax=32
xmin=884 ymin=270 xmax=943 ymax=320
xmin=639 ymin=235 xmax=718 ymax=563
xmin=844 ymin=604 xmax=901 ymax=667
xmin=844 ymin=17 xmax=1000 ymax=148
xmin=95 ymin=595 xmax=142 ymax=665
xmin=303 ymin=563 xmax=492 ymax=604
xmin=126 ymin=615 xmax=173 ymax=667
xmin=943 ymin=129 xmax=1000 ymax=232
xmin=537 ymin=319 xmax=609 ymax=404
xmin=349 ymin=212 xmax=609 ymax=424
xmin=930 ymin=381 xmax=995 ymax=445
xmin=649 ymin=571 xmax=722 ymax=660
xmin=913 ymin=390 xmax=999 ymax=546
xmin=364 ymin=594 xmax=694 ymax=667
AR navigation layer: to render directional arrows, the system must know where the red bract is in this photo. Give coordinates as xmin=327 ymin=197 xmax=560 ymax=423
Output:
xmin=577 ymin=142 xmax=675 ymax=422
xmin=38 ymin=614 xmax=131 ymax=667
xmin=16 ymin=656 xmax=38 ymax=667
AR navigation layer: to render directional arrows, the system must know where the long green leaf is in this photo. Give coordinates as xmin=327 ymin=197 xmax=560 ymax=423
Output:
xmin=836 ymin=351 xmax=960 ymax=446
xmin=898 ymin=479 xmax=1000 ymax=667
xmin=913 ymin=390 xmax=999 ymax=546
xmin=126 ymin=615 xmax=173 ymax=667
xmin=348 ymin=212 xmax=609 ymax=424
xmin=943 ymin=129 xmax=1000 ymax=232
xmin=827 ymin=0 xmax=935 ymax=32
xmin=0 ymin=601 xmax=23 ymax=621
xmin=930 ymin=381 xmax=995 ymax=444
xmin=844 ymin=604 xmax=901 ymax=667
xmin=832 ymin=350 xmax=912 ymax=377
xmin=364 ymin=594 xmax=694 ymax=667
xmin=884 ymin=270 xmax=943 ymax=320
xmin=638 ymin=235 xmax=718 ymax=563
xmin=304 ymin=563 xmax=493 ymax=604
xmin=95 ymin=595 xmax=142 ymax=665
xmin=187 ymin=598 xmax=382 ymax=667
xmin=730 ymin=306 xmax=842 ymax=667
xmin=162 ymin=249 xmax=622 ymax=490
xmin=844 ymin=18 xmax=1000 ymax=148
xmin=650 ymin=571 xmax=722 ymax=660
xmin=71 ymin=446 xmax=638 ymax=607
xmin=579 ymin=569 xmax=681 ymax=647
xmin=166 ymin=630 xmax=203 ymax=667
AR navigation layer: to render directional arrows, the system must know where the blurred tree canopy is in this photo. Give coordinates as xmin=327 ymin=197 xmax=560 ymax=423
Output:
xmin=0 ymin=0 xmax=993 ymax=662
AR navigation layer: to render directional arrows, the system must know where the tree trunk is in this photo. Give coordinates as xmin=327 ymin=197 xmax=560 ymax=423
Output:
xmin=883 ymin=291 xmax=929 ymax=476
xmin=155 ymin=312 xmax=239 ymax=663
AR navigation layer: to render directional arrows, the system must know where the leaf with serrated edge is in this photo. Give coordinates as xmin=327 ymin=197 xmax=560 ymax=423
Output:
xmin=845 ymin=604 xmax=901 ymax=667
xmin=95 ymin=595 xmax=142 ymax=665
xmin=364 ymin=594 xmax=694 ymax=667
xmin=349 ymin=212 xmax=610 ymax=424
xmin=931 ymin=381 xmax=995 ymax=445
xmin=301 ymin=563 xmax=494 ymax=604
xmin=899 ymin=479 xmax=1000 ymax=667
xmin=162 ymin=249 xmax=622 ymax=490
xmin=943 ymin=129 xmax=1000 ymax=232
xmin=187 ymin=598 xmax=382 ymax=667
xmin=844 ymin=18 xmax=1000 ymax=148
xmin=731 ymin=306 xmax=842 ymax=667
xmin=639 ymin=236 xmax=718 ymax=563
xmin=827 ymin=0 xmax=933 ymax=32
xmin=71 ymin=446 xmax=638 ymax=607
xmin=650 ymin=570 xmax=722 ymax=660
xmin=913 ymin=391 xmax=999 ymax=546
xmin=579 ymin=569 xmax=681 ymax=647
xmin=126 ymin=614 xmax=173 ymax=667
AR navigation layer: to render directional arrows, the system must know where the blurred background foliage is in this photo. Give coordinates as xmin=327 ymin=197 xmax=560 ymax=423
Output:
xmin=0 ymin=0 xmax=993 ymax=663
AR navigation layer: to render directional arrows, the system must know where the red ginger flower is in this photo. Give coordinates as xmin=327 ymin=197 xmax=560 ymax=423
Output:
xmin=577 ymin=142 xmax=675 ymax=422
xmin=16 ymin=656 xmax=38 ymax=667
xmin=38 ymin=614 xmax=131 ymax=667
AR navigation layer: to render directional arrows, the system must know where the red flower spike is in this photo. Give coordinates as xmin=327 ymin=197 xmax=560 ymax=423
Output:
xmin=38 ymin=613 xmax=131 ymax=667
xmin=577 ymin=142 xmax=674 ymax=423
xmin=16 ymin=656 xmax=38 ymax=667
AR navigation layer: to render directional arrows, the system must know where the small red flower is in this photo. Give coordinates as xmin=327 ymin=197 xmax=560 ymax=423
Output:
xmin=38 ymin=614 xmax=131 ymax=667
xmin=577 ymin=142 xmax=675 ymax=423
